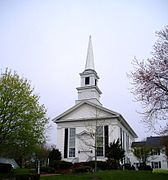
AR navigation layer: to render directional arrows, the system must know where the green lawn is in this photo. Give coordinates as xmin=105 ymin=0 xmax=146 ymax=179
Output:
xmin=40 ymin=170 xmax=168 ymax=180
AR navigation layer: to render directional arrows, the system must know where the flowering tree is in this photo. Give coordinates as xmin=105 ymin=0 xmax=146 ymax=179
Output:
xmin=129 ymin=26 xmax=168 ymax=134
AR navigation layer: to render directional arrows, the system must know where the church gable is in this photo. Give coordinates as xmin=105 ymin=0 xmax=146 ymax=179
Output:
xmin=55 ymin=102 xmax=118 ymax=122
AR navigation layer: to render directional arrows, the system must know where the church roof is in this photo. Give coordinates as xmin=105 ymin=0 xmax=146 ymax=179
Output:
xmin=85 ymin=36 xmax=95 ymax=70
xmin=53 ymin=101 xmax=138 ymax=138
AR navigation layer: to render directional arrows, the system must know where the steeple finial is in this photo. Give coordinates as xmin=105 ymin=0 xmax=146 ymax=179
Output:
xmin=85 ymin=35 xmax=95 ymax=70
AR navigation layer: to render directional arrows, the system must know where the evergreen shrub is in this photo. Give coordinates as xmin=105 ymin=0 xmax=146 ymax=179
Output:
xmin=138 ymin=164 xmax=152 ymax=171
xmin=123 ymin=163 xmax=135 ymax=170
xmin=40 ymin=166 xmax=55 ymax=173
xmin=73 ymin=166 xmax=92 ymax=173
xmin=49 ymin=160 xmax=72 ymax=170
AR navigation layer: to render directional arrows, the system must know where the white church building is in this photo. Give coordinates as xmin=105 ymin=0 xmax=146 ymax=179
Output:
xmin=53 ymin=36 xmax=138 ymax=163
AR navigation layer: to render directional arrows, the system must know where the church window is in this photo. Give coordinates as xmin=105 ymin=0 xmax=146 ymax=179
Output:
xmin=95 ymin=79 xmax=97 ymax=86
xmin=120 ymin=127 xmax=122 ymax=147
xmin=126 ymin=134 xmax=129 ymax=151
xmin=123 ymin=131 xmax=125 ymax=150
xmin=69 ymin=128 xmax=76 ymax=157
xmin=64 ymin=128 xmax=68 ymax=158
xmin=85 ymin=77 xmax=90 ymax=85
xmin=96 ymin=126 xmax=103 ymax=156
xmin=104 ymin=125 xmax=109 ymax=157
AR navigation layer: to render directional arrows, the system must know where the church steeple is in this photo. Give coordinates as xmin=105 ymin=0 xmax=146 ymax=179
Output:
xmin=85 ymin=36 xmax=95 ymax=70
xmin=76 ymin=36 xmax=102 ymax=105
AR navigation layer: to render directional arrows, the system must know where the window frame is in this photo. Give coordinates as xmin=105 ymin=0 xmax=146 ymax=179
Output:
xmin=68 ymin=128 xmax=76 ymax=158
xmin=96 ymin=126 xmax=104 ymax=157
xmin=85 ymin=77 xmax=90 ymax=85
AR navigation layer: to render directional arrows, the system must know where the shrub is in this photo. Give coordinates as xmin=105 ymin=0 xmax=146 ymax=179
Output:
xmin=73 ymin=166 xmax=92 ymax=173
xmin=138 ymin=164 xmax=152 ymax=171
xmin=40 ymin=166 xmax=55 ymax=173
xmin=0 ymin=163 xmax=13 ymax=173
xmin=97 ymin=161 xmax=108 ymax=170
xmin=106 ymin=159 xmax=120 ymax=169
xmin=48 ymin=148 xmax=61 ymax=162
xmin=123 ymin=163 xmax=135 ymax=170
xmin=80 ymin=161 xmax=108 ymax=170
xmin=81 ymin=161 xmax=95 ymax=169
xmin=24 ymin=161 xmax=36 ymax=169
xmin=73 ymin=162 xmax=84 ymax=168
xmin=73 ymin=161 xmax=108 ymax=171
xmin=49 ymin=160 xmax=72 ymax=170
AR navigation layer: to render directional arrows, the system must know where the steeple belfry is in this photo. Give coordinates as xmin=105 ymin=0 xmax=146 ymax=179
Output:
xmin=76 ymin=36 xmax=102 ymax=105
xmin=85 ymin=36 xmax=95 ymax=70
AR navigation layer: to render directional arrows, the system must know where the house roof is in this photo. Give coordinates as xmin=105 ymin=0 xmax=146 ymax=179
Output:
xmin=53 ymin=100 xmax=138 ymax=138
xmin=0 ymin=157 xmax=19 ymax=169
xmin=132 ymin=136 xmax=168 ymax=148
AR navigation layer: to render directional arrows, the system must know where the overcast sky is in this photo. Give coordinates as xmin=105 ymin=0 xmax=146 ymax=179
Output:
xmin=0 ymin=0 xmax=168 ymax=145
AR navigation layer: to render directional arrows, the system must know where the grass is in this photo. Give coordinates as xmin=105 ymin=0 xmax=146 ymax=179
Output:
xmin=40 ymin=170 xmax=168 ymax=180
xmin=153 ymin=169 xmax=168 ymax=175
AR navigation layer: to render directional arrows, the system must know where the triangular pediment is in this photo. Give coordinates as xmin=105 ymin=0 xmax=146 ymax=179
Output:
xmin=53 ymin=101 xmax=119 ymax=123
xmin=76 ymin=130 xmax=93 ymax=136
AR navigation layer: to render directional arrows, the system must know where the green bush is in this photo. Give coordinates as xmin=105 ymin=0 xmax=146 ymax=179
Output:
xmin=0 ymin=163 xmax=13 ymax=173
xmin=138 ymin=164 xmax=152 ymax=171
xmin=97 ymin=161 xmax=108 ymax=170
xmin=48 ymin=148 xmax=62 ymax=162
xmin=49 ymin=160 xmax=72 ymax=170
xmin=73 ymin=161 xmax=108 ymax=171
xmin=80 ymin=161 xmax=95 ymax=169
xmin=106 ymin=159 xmax=120 ymax=169
xmin=40 ymin=166 xmax=55 ymax=173
xmin=122 ymin=163 xmax=135 ymax=170
xmin=73 ymin=166 xmax=92 ymax=173
xmin=15 ymin=173 xmax=40 ymax=180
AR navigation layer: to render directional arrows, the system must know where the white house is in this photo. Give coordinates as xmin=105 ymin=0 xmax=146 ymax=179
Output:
xmin=53 ymin=36 xmax=138 ymax=163
xmin=131 ymin=136 xmax=168 ymax=169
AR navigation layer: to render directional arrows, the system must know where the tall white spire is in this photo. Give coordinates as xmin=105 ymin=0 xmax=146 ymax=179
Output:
xmin=85 ymin=35 xmax=95 ymax=70
xmin=76 ymin=36 xmax=102 ymax=105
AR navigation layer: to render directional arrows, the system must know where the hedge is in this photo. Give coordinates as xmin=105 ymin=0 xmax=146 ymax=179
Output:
xmin=72 ymin=166 xmax=92 ymax=173
xmin=40 ymin=166 xmax=55 ymax=173
xmin=49 ymin=160 xmax=73 ymax=170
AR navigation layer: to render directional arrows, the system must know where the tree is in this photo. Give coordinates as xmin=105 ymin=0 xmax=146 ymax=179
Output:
xmin=0 ymin=69 xmax=48 ymax=166
xmin=132 ymin=147 xmax=151 ymax=165
xmin=34 ymin=144 xmax=51 ymax=166
xmin=106 ymin=139 xmax=125 ymax=169
xmin=128 ymin=26 xmax=168 ymax=134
